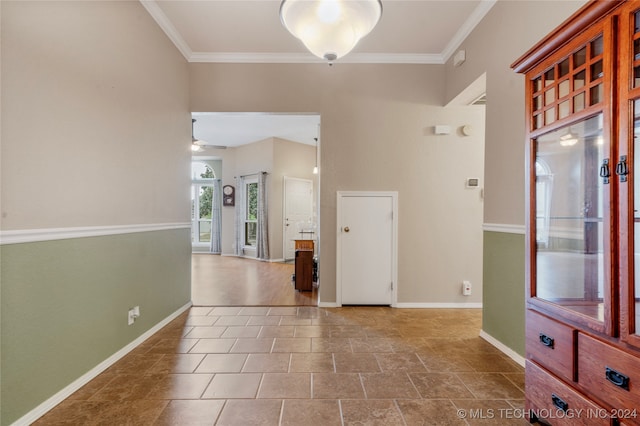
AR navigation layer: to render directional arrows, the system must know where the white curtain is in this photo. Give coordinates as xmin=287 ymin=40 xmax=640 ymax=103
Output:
xmin=209 ymin=179 xmax=222 ymax=254
xmin=234 ymin=176 xmax=246 ymax=256
xmin=256 ymin=172 xmax=269 ymax=260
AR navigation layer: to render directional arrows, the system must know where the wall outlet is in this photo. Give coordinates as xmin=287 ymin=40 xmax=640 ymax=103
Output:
xmin=128 ymin=306 xmax=140 ymax=325
xmin=462 ymin=281 xmax=472 ymax=296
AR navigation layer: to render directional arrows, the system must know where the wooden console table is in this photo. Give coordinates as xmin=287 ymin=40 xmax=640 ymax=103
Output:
xmin=294 ymin=240 xmax=314 ymax=291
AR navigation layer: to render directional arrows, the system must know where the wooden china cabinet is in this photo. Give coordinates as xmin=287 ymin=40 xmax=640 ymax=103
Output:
xmin=513 ymin=1 xmax=640 ymax=424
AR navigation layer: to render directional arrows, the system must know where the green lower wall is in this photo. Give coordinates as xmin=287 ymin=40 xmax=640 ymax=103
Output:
xmin=482 ymin=231 xmax=526 ymax=357
xmin=0 ymin=228 xmax=191 ymax=425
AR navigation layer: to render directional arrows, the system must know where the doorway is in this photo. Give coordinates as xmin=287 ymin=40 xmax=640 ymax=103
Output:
xmin=283 ymin=177 xmax=314 ymax=261
xmin=191 ymin=112 xmax=321 ymax=306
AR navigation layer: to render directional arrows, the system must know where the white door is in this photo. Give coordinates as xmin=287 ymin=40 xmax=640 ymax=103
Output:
xmin=283 ymin=177 xmax=314 ymax=260
xmin=338 ymin=192 xmax=397 ymax=305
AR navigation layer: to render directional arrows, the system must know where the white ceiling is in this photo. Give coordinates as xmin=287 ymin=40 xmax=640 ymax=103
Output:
xmin=145 ymin=0 xmax=495 ymax=148
xmin=142 ymin=0 xmax=495 ymax=64
xmin=192 ymin=112 xmax=321 ymax=148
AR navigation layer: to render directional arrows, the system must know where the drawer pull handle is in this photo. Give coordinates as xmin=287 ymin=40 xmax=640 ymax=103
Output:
xmin=551 ymin=394 xmax=569 ymax=412
xmin=605 ymin=367 xmax=630 ymax=390
xmin=539 ymin=333 xmax=554 ymax=349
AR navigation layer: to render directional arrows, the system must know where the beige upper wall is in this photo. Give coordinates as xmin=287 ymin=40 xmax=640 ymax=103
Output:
xmin=1 ymin=1 xmax=191 ymax=231
xmin=190 ymin=63 xmax=485 ymax=304
xmin=443 ymin=0 xmax=587 ymax=226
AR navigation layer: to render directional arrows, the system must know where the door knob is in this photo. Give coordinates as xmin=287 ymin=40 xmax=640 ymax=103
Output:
xmin=344 ymin=227 xmax=350 ymax=232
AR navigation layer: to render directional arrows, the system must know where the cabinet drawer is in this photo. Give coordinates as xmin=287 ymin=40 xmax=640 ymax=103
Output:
xmin=527 ymin=310 xmax=576 ymax=382
xmin=526 ymin=361 xmax=610 ymax=426
xmin=577 ymin=333 xmax=640 ymax=422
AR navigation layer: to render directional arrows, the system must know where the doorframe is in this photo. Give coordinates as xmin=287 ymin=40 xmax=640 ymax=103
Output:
xmin=283 ymin=176 xmax=314 ymax=261
xmin=336 ymin=191 xmax=398 ymax=307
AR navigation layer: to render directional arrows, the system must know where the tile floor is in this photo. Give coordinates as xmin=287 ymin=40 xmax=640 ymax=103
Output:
xmin=34 ymin=306 xmax=529 ymax=425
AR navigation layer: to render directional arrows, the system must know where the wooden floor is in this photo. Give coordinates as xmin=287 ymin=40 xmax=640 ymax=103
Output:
xmin=191 ymin=254 xmax=318 ymax=306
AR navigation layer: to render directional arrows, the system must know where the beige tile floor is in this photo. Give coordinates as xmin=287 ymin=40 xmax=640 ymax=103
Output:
xmin=34 ymin=307 xmax=529 ymax=425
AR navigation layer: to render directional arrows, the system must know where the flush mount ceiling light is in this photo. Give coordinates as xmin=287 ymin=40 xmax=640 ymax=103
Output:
xmin=279 ymin=0 xmax=383 ymax=62
xmin=559 ymin=131 xmax=578 ymax=147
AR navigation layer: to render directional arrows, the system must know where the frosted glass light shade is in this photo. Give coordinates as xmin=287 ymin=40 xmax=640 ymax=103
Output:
xmin=280 ymin=0 xmax=382 ymax=61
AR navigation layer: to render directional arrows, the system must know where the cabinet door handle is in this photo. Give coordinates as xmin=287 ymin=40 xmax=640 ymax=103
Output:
xmin=600 ymin=159 xmax=611 ymax=184
xmin=605 ymin=367 xmax=630 ymax=390
xmin=616 ymin=155 xmax=629 ymax=182
xmin=551 ymin=394 xmax=569 ymax=412
xmin=539 ymin=333 xmax=554 ymax=349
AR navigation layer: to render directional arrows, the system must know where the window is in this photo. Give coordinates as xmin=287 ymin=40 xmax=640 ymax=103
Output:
xmin=191 ymin=162 xmax=215 ymax=245
xmin=192 ymin=162 xmax=215 ymax=181
xmin=245 ymin=180 xmax=258 ymax=246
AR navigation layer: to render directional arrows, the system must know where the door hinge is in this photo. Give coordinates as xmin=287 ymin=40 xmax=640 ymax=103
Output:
xmin=390 ymin=282 xmax=394 ymax=290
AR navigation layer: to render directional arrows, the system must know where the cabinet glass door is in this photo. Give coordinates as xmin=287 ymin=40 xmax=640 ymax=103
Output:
xmin=632 ymin=100 xmax=640 ymax=336
xmin=534 ymin=114 xmax=606 ymax=323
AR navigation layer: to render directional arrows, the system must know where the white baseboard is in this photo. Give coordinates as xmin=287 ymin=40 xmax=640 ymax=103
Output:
xmin=479 ymin=330 xmax=526 ymax=367
xmin=320 ymin=302 xmax=482 ymax=309
xmin=394 ymin=302 xmax=483 ymax=308
xmin=318 ymin=301 xmax=341 ymax=308
xmin=12 ymin=302 xmax=192 ymax=426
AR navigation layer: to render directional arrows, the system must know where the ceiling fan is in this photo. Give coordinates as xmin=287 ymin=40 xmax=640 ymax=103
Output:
xmin=192 ymin=118 xmax=227 ymax=151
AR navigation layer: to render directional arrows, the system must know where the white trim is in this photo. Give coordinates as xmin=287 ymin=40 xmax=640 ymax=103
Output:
xmin=395 ymin=303 xmax=483 ymax=309
xmin=190 ymin=52 xmax=444 ymax=64
xmin=483 ymin=223 xmax=526 ymax=234
xmin=336 ymin=191 xmax=398 ymax=307
xmin=338 ymin=53 xmax=443 ymax=64
xmin=139 ymin=0 xmax=192 ymax=60
xmin=139 ymin=0 xmax=491 ymax=65
xmin=0 ymin=223 xmax=191 ymax=245
xmin=479 ymin=330 xmax=526 ymax=368
xmin=318 ymin=301 xmax=340 ymax=308
xmin=441 ymin=0 xmax=497 ymax=62
xmin=12 ymin=302 xmax=193 ymax=426
xmin=283 ymin=176 xmax=315 ymax=261
xmin=446 ymin=73 xmax=486 ymax=107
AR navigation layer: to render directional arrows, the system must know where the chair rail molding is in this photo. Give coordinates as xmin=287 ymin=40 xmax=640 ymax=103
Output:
xmin=482 ymin=223 xmax=526 ymax=234
xmin=0 ymin=222 xmax=191 ymax=245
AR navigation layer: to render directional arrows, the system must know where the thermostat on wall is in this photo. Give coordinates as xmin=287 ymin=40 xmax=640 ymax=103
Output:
xmin=466 ymin=178 xmax=480 ymax=188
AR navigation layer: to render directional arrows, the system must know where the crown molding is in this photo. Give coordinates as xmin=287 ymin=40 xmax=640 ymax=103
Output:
xmin=139 ymin=0 xmax=192 ymax=60
xmin=140 ymin=0 xmax=492 ymax=65
xmin=190 ymin=52 xmax=323 ymax=64
xmin=330 ymin=53 xmax=444 ymax=64
xmin=190 ymin=51 xmax=444 ymax=64
xmin=441 ymin=0 xmax=497 ymax=63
